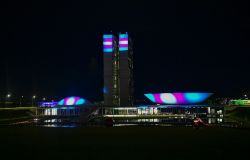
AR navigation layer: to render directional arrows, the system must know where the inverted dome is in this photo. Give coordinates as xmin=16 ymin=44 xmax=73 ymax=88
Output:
xmin=144 ymin=93 xmax=213 ymax=105
xmin=58 ymin=96 xmax=89 ymax=106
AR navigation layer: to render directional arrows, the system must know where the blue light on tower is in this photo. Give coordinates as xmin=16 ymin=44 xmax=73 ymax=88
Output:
xmin=103 ymin=34 xmax=113 ymax=53
xmin=119 ymin=33 xmax=129 ymax=51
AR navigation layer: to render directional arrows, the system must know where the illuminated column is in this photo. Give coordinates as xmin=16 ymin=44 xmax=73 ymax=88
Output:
xmin=103 ymin=34 xmax=119 ymax=106
xmin=119 ymin=33 xmax=134 ymax=106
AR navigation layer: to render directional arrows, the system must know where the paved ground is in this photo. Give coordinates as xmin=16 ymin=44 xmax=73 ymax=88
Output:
xmin=0 ymin=126 xmax=249 ymax=160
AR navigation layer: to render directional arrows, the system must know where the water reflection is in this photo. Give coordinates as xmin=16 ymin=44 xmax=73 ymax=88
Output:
xmin=114 ymin=117 xmax=223 ymax=124
xmin=30 ymin=117 xmax=234 ymax=128
xmin=33 ymin=118 xmax=80 ymax=128
xmin=43 ymin=124 xmax=78 ymax=128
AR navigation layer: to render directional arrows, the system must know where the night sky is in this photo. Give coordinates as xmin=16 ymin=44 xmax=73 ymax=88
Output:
xmin=1 ymin=1 xmax=250 ymax=101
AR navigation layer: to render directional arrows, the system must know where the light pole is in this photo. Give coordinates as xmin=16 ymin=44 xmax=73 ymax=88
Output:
xmin=32 ymin=95 xmax=37 ymax=117
xmin=5 ymin=94 xmax=11 ymax=107
xmin=32 ymin=95 xmax=36 ymax=107
xmin=19 ymin=96 xmax=24 ymax=107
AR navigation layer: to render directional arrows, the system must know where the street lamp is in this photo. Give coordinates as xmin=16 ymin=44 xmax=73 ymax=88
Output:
xmin=32 ymin=95 xmax=36 ymax=107
xmin=5 ymin=94 xmax=11 ymax=107
xmin=6 ymin=94 xmax=11 ymax=98
xmin=244 ymin=94 xmax=248 ymax=100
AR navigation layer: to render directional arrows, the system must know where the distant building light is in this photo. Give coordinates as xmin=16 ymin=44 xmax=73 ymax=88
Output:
xmin=39 ymin=102 xmax=58 ymax=107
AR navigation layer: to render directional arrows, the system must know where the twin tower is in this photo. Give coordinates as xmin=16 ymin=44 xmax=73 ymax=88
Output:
xmin=103 ymin=33 xmax=134 ymax=107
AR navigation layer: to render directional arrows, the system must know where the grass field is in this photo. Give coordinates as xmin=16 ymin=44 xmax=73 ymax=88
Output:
xmin=0 ymin=126 xmax=249 ymax=160
xmin=0 ymin=107 xmax=34 ymax=124
xmin=226 ymin=107 xmax=250 ymax=127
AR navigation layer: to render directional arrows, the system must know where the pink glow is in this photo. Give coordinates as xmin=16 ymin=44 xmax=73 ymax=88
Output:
xmin=104 ymin=45 xmax=112 ymax=49
xmin=119 ymin=38 xmax=128 ymax=41
xmin=154 ymin=94 xmax=163 ymax=103
xmin=173 ymin=93 xmax=186 ymax=104
xmin=104 ymin=38 xmax=113 ymax=42
xmin=119 ymin=44 xmax=128 ymax=47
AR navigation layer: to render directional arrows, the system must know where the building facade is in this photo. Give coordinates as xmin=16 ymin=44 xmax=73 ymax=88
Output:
xmin=103 ymin=33 xmax=134 ymax=107
xmin=103 ymin=34 xmax=120 ymax=106
xmin=119 ymin=33 xmax=134 ymax=106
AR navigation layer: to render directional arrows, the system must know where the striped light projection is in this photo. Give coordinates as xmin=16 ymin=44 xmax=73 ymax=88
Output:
xmin=58 ymin=96 xmax=87 ymax=106
xmin=144 ymin=93 xmax=213 ymax=105
xmin=103 ymin=34 xmax=113 ymax=52
xmin=119 ymin=33 xmax=128 ymax=51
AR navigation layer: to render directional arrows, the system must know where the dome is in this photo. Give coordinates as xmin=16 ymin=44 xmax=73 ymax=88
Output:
xmin=57 ymin=96 xmax=89 ymax=106
xmin=144 ymin=93 xmax=213 ymax=105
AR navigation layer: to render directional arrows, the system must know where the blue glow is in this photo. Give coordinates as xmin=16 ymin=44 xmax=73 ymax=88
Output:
xmin=39 ymin=102 xmax=58 ymax=107
xmin=103 ymin=35 xmax=112 ymax=38
xmin=184 ymin=93 xmax=209 ymax=103
xmin=144 ymin=94 xmax=156 ymax=103
xmin=119 ymin=47 xmax=128 ymax=51
xmin=119 ymin=34 xmax=128 ymax=38
xmin=58 ymin=99 xmax=64 ymax=105
xmin=103 ymin=87 xmax=108 ymax=94
xmin=76 ymin=99 xmax=85 ymax=105
xmin=104 ymin=48 xmax=113 ymax=52
xmin=137 ymin=106 xmax=149 ymax=109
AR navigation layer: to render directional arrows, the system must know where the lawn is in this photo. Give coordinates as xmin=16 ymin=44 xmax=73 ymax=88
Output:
xmin=0 ymin=108 xmax=34 ymax=124
xmin=0 ymin=126 xmax=249 ymax=160
xmin=226 ymin=107 xmax=250 ymax=127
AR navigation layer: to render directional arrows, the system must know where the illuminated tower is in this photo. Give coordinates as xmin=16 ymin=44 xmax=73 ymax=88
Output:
xmin=103 ymin=33 xmax=133 ymax=107
xmin=103 ymin=34 xmax=120 ymax=106
xmin=119 ymin=33 xmax=134 ymax=106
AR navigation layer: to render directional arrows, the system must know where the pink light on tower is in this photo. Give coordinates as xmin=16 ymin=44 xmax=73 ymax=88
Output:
xmin=119 ymin=34 xmax=128 ymax=51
